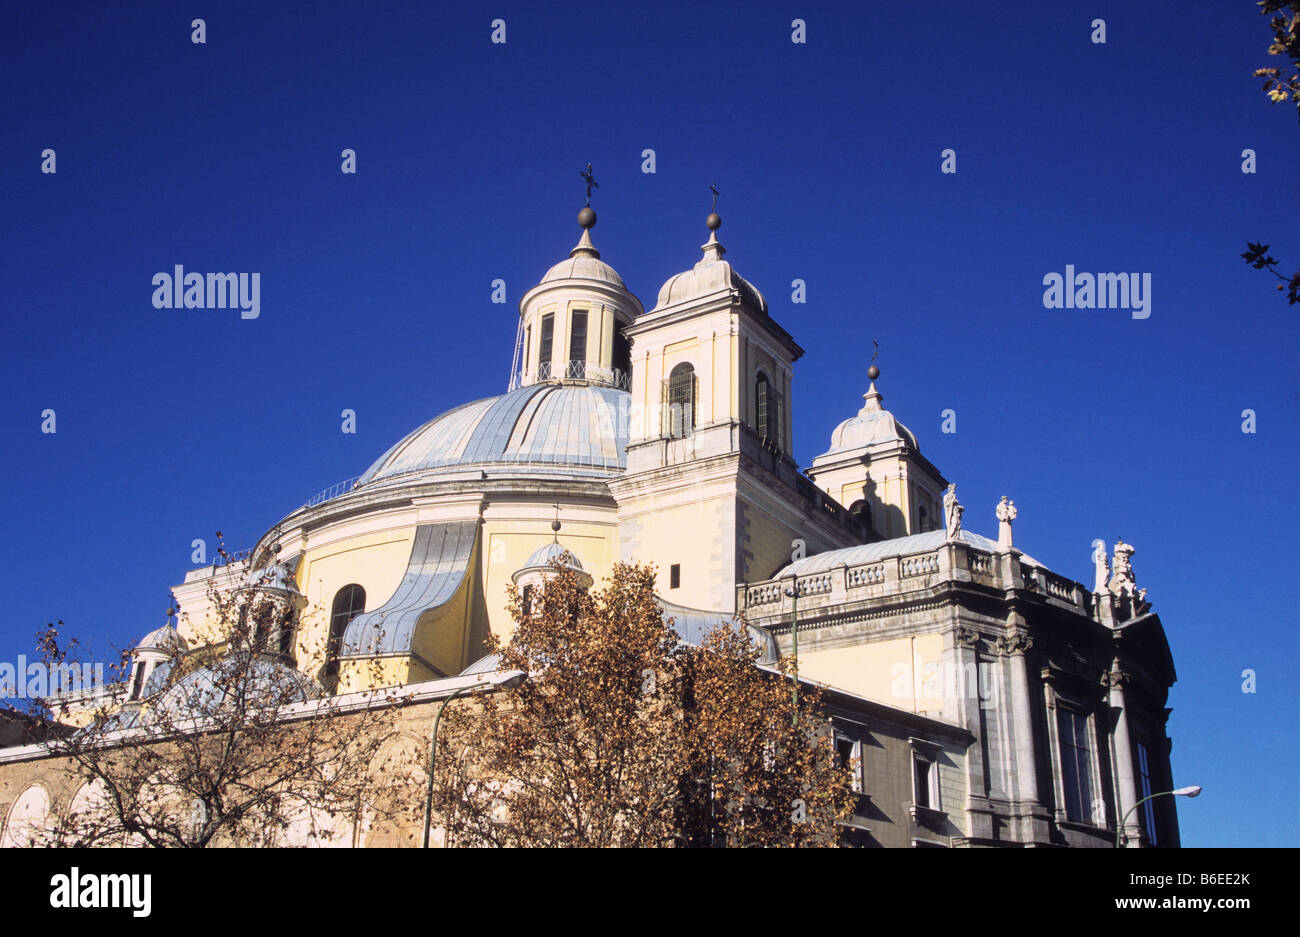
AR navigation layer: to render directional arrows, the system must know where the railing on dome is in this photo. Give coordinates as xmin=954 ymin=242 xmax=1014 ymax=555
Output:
xmin=302 ymin=475 xmax=362 ymax=509
xmin=520 ymin=362 xmax=631 ymax=390
xmin=215 ymin=547 xmax=253 ymax=568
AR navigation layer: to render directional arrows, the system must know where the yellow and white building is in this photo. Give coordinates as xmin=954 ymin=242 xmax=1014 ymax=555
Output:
xmin=1 ymin=202 xmax=1183 ymax=848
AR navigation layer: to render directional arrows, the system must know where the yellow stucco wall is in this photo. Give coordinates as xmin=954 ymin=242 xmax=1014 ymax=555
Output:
xmin=479 ymin=521 xmax=618 ymax=641
xmin=798 ymin=633 xmax=945 ymax=715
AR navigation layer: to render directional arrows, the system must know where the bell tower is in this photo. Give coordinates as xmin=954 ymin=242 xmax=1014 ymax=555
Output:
xmin=610 ymin=202 xmax=861 ymax=610
xmin=622 ymin=208 xmax=803 ymax=470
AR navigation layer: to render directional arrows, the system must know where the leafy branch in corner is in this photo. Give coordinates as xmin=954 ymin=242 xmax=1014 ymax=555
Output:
xmin=1241 ymin=242 xmax=1300 ymax=304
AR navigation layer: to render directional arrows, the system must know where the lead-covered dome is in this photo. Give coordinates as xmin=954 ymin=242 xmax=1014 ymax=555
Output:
xmin=359 ymin=383 xmax=630 ymax=487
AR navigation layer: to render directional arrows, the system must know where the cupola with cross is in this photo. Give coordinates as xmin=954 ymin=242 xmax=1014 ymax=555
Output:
xmin=512 ymin=165 xmax=644 ymax=391
xmin=622 ymin=191 xmax=804 ymax=469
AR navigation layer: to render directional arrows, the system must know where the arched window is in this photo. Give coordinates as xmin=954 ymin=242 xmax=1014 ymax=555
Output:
xmin=130 ymin=662 xmax=147 ymax=700
xmin=568 ymin=309 xmax=588 ymax=379
xmin=1 ymin=784 xmax=51 ymax=848
xmin=664 ymin=363 xmax=697 ymax=438
xmin=327 ymin=585 xmax=366 ymax=674
xmin=755 ymin=371 xmax=782 ymax=444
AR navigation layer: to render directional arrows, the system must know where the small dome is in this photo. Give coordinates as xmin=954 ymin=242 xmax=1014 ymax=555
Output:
xmin=523 ymin=540 xmax=585 ymax=571
xmin=541 ymin=255 xmax=626 ymax=289
xmin=827 ymin=384 xmax=918 ymax=453
xmin=654 ymin=232 xmax=767 ymax=314
xmin=539 ymin=228 xmax=627 ymax=289
xmin=135 ymin=624 xmax=188 ymax=654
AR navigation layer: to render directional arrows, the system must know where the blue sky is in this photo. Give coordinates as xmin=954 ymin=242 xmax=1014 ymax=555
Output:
xmin=1 ymin=1 xmax=1295 ymax=846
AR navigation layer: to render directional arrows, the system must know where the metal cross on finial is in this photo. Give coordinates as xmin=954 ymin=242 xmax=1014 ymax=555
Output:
xmin=581 ymin=163 xmax=598 ymax=206
xmin=710 ymin=183 xmax=719 ymax=213
xmin=871 ymin=338 xmax=879 ymax=363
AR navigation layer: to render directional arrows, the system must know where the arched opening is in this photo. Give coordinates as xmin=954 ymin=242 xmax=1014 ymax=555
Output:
xmin=848 ymin=499 xmax=873 ymax=534
xmin=1 ymin=784 xmax=51 ymax=848
xmin=755 ymin=371 xmax=781 ymax=444
xmin=327 ymin=585 xmax=366 ymax=675
xmin=664 ymin=362 xmax=697 ymax=438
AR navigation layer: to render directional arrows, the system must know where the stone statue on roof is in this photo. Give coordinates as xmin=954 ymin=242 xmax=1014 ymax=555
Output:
xmin=996 ymin=496 xmax=1017 ymax=550
xmin=1091 ymin=539 xmax=1110 ymax=593
xmin=943 ymin=484 xmax=963 ymax=540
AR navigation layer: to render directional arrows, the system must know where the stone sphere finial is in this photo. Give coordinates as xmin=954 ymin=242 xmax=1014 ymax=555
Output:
xmin=867 ymin=364 xmax=880 ymax=381
xmin=705 ymin=212 xmax=721 ymax=231
xmin=577 ymin=206 xmax=597 ymax=229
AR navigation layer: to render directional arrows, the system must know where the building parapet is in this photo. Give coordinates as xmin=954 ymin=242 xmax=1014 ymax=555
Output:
xmin=740 ymin=541 xmax=1095 ymax=621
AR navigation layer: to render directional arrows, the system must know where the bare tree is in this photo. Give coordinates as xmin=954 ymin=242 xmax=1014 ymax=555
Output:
xmin=20 ymin=539 xmax=416 ymax=848
xmin=431 ymin=560 xmax=852 ymax=847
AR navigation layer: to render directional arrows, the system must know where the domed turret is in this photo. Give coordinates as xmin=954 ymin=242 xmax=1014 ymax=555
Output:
xmin=511 ymin=516 xmax=594 ymax=600
xmin=127 ymin=616 xmax=190 ymax=701
xmin=807 ymin=366 xmax=948 ymax=542
xmin=652 ymin=214 xmax=768 ymax=315
xmin=514 ymin=176 xmax=643 ymax=391
xmin=827 ymin=382 xmax=919 ymax=453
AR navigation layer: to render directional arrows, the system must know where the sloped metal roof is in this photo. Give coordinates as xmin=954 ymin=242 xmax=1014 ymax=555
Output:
xmin=340 ymin=522 xmax=478 ymax=658
xmin=358 ymin=384 xmax=629 ymax=486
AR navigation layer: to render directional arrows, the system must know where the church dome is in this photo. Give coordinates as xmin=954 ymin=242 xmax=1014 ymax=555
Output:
xmin=654 ymin=231 xmax=767 ymax=314
xmin=827 ymin=383 xmax=918 ymax=453
xmin=538 ymin=227 xmax=627 ymax=289
xmin=359 ymin=382 xmax=630 ymax=487
xmin=523 ymin=540 xmax=585 ymax=571
xmin=135 ymin=623 xmax=188 ymax=654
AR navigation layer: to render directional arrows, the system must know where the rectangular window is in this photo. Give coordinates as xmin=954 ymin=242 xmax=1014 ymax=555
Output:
xmin=836 ymin=732 xmax=863 ymax=793
xmin=524 ymin=325 xmax=531 ymax=374
xmin=1137 ymin=741 xmax=1158 ymax=846
xmin=569 ymin=310 xmax=587 ymax=374
xmin=131 ymin=663 xmax=147 ymax=700
xmin=613 ymin=330 xmax=630 ymax=383
xmin=669 ymin=564 xmax=680 ymax=589
xmin=539 ymin=313 xmax=554 ymax=379
xmin=1057 ymin=707 xmax=1096 ymax=823
xmin=913 ymin=755 xmax=932 ymax=809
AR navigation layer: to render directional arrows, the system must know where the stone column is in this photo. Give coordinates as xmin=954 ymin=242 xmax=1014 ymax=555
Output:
xmin=954 ymin=625 xmax=993 ymax=841
xmin=999 ymin=613 xmax=1050 ymax=844
xmin=1107 ymin=666 xmax=1143 ymax=847
xmin=1001 ymin=630 xmax=1039 ymax=805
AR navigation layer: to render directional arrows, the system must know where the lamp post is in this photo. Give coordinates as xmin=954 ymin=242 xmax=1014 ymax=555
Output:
xmin=1116 ymin=785 xmax=1202 ymax=848
xmin=422 ymin=669 xmax=527 ymax=848
xmin=784 ymin=578 xmax=799 ymax=727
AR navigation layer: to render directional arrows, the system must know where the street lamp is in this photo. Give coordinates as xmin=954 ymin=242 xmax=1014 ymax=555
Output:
xmin=1116 ymin=785 xmax=1202 ymax=848
xmin=422 ymin=668 xmax=527 ymax=848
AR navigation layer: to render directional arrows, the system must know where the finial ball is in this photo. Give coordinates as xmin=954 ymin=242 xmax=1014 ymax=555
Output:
xmin=551 ymin=519 xmax=562 ymax=532
xmin=705 ymin=212 xmax=722 ymax=231
xmin=867 ymin=364 xmax=880 ymax=381
xmin=577 ymin=206 xmax=597 ymax=229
